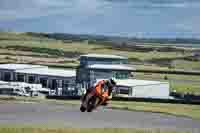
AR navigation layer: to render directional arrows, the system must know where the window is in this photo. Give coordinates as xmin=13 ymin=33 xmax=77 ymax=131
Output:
xmin=117 ymin=86 xmax=130 ymax=95
xmin=28 ymin=76 xmax=36 ymax=83
xmin=4 ymin=72 xmax=11 ymax=81
xmin=63 ymin=80 xmax=69 ymax=88
xmin=115 ymin=72 xmax=120 ymax=79
xmin=40 ymin=77 xmax=48 ymax=88
xmin=122 ymin=60 xmax=128 ymax=64
xmin=114 ymin=71 xmax=129 ymax=79
xmin=17 ymin=74 xmax=25 ymax=82
xmin=52 ymin=79 xmax=58 ymax=89
xmin=0 ymin=72 xmax=2 ymax=80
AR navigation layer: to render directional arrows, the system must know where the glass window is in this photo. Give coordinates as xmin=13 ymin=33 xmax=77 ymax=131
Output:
xmin=122 ymin=60 xmax=128 ymax=64
xmin=17 ymin=74 xmax=25 ymax=82
xmin=4 ymin=72 xmax=11 ymax=81
xmin=114 ymin=72 xmax=129 ymax=79
xmin=0 ymin=72 xmax=2 ymax=80
xmin=28 ymin=76 xmax=36 ymax=83
xmin=63 ymin=80 xmax=69 ymax=88
xmin=52 ymin=79 xmax=58 ymax=89
xmin=40 ymin=77 xmax=48 ymax=88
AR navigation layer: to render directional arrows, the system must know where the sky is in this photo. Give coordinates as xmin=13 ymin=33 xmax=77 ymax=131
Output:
xmin=0 ymin=0 xmax=200 ymax=38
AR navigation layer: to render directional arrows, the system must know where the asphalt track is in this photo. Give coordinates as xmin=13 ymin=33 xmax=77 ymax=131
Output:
xmin=0 ymin=102 xmax=200 ymax=132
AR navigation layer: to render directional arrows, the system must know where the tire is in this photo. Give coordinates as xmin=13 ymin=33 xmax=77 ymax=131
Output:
xmin=87 ymin=96 xmax=97 ymax=112
xmin=87 ymin=108 xmax=92 ymax=112
xmin=80 ymin=105 xmax=86 ymax=112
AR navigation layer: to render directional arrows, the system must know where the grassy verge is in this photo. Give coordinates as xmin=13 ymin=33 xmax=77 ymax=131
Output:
xmin=1 ymin=96 xmax=200 ymax=119
xmin=0 ymin=33 xmax=192 ymax=61
xmin=110 ymin=101 xmax=200 ymax=119
xmin=1 ymin=32 xmax=200 ymax=72
xmin=172 ymin=60 xmax=200 ymax=70
xmin=169 ymin=82 xmax=200 ymax=95
xmin=135 ymin=72 xmax=200 ymax=94
xmin=135 ymin=72 xmax=200 ymax=82
xmin=0 ymin=127 xmax=189 ymax=133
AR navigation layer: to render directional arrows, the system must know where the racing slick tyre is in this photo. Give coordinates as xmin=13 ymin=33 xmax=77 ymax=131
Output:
xmin=87 ymin=96 xmax=97 ymax=112
xmin=80 ymin=105 xmax=86 ymax=112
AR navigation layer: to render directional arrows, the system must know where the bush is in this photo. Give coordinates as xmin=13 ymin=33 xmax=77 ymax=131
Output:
xmin=5 ymin=45 xmax=82 ymax=58
xmin=164 ymin=75 xmax=168 ymax=80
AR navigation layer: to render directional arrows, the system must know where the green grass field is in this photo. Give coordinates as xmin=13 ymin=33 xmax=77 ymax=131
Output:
xmin=172 ymin=60 xmax=200 ymax=70
xmin=135 ymin=72 xmax=200 ymax=81
xmin=134 ymin=72 xmax=200 ymax=94
xmin=0 ymin=40 xmax=185 ymax=60
xmin=169 ymin=82 xmax=200 ymax=94
xmin=0 ymin=32 xmax=199 ymax=70
xmin=0 ymin=127 xmax=191 ymax=133
xmin=1 ymin=32 xmax=199 ymax=71
xmin=0 ymin=32 xmax=193 ymax=61
xmin=110 ymin=101 xmax=200 ymax=119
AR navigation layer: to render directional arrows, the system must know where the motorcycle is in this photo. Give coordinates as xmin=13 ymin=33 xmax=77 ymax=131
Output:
xmin=80 ymin=87 xmax=109 ymax=112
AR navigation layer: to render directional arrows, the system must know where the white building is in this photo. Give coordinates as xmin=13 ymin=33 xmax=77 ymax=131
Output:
xmin=0 ymin=64 xmax=76 ymax=96
xmin=115 ymin=79 xmax=170 ymax=99
xmin=16 ymin=67 xmax=76 ymax=95
xmin=0 ymin=64 xmax=47 ymax=81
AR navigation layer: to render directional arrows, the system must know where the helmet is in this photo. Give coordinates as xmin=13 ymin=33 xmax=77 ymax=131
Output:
xmin=107 ymin=78 xmax=116 ymax=88
xmin=110 ymin=79 xmax=116 ymax=86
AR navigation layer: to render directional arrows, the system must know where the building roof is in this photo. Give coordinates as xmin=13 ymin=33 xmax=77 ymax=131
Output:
xmin=16 ymin=68 xmax=76 ymax=78
xmin=0 ymin=64 xmax=47 ymax=70
xmin=80 ymin=54 xmax=127 ymax=59
xmin=87 ymin=64 xmax=134 ymax=71
xmin=115 ymin=79 xmax=169 ymax=87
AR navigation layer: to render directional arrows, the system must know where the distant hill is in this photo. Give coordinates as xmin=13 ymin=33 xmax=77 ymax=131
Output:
xmin=1 ymin=31 xmax=200 ymax=48
xmin=25 ymin=32 xmax=200 ymax=48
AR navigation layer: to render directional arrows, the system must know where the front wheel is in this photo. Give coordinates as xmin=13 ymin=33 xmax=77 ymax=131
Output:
xmin=87 ymin=96 xmax=98 ymax=112
xmin=87 ymin=96 xmax=101 ymax=112
xmin=80 ymin=105 xmax=86 ymax=112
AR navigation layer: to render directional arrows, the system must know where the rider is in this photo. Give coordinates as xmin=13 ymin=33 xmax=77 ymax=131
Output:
xmin=100 ymin=78 xmax=117 ymax=106
xmin=82 ymin=78 xmax=117 ymax=106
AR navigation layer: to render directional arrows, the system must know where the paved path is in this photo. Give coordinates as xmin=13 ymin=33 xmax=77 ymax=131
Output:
xmin=0 ymin=102 xmax=199 ymax=132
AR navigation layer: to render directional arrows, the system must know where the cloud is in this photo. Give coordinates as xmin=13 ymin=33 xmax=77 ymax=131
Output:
xmin=105 ymin=0 xmax=200 ymax=8
xmin=1 ymin=0 xmax=200 ymax=21
xmin=0 ymin=0 xmax=200 ymax=38
xmin=0 ymin=0 xmax=112 ymax=21
xmin=175 ymin=17 xmax=200 ymax=33
xmin=0 ymin=0 xmax=75 ymax=20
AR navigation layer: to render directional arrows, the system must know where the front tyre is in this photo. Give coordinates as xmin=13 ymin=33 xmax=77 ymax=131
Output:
xmin=80 ymin=105 xmax=86 ymax=112
xmin=87 ymin=96 xmax=97 ymax=112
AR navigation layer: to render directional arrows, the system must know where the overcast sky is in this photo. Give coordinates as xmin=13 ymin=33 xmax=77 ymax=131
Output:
xmin=0 ymin=0 xmax=200 ymax=38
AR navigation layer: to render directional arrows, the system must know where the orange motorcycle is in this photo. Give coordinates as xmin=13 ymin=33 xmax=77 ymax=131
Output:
xmin=80 ymin=86 xmax=110 ymax=112
xmin=80 ymin=79 xmax=116 ymax=112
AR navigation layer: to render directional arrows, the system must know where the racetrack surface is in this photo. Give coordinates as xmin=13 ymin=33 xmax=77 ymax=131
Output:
xmin=0 ymin=102 xmax=199 ymax=132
